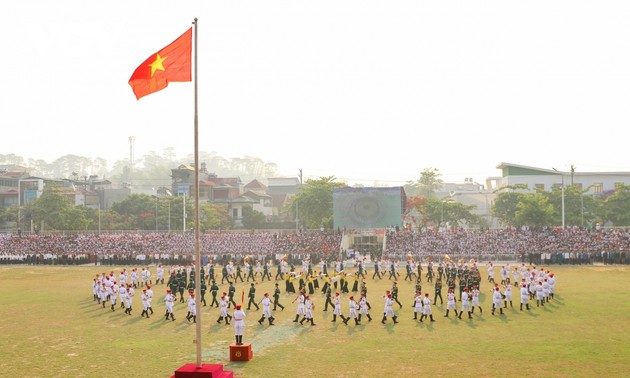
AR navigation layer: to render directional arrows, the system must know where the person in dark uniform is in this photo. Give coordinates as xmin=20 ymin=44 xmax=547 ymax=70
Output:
xmin=228 ymin=282 xmax=237 ymax=308
xmin=272 ymin=282 xmax=284 ymax=311
xmin=388 ymin=261 xmax=396 ymax=280
xmin=417 ymin=261 xmax=423 ymax=282
xmin=200 ymin=280 xmax=207 ymax=306
xmin=167 ymin=273 xmax=179 ymax=301
xmin=246 ymin=262 xmax=256 ymax=282
xmin=372 ymin=260 xmax=382 ymax=279
xmin=247 ymin=282 xmax=260 ymax=311
xmin=360 ymin=281 xmax=371 ymax=310
xmin=209 ymin=280 xmax=219 ymax=307
xmin=391 ymin=282 xmax=403 ymax=308
xmin=274 ymin=260 xmax=283 ymax=281
xmin=178 ymin=273 xmax=186 ymax=303
xmin=262 ymin=261 xmax=271 ymax=281
xmin=404 ymin=261 xmax=413 ymax=281
xmin=208 ymin=263 xmax=215 ymax=283
xmin=412 ymin=279 xmax=422 ymax=307
xmin=323 ymin=285 xmax=334 ymax=311
xmin=426 ymin=261 xmax=434 ymax=283
xmin=434 ymin=277 xmax=443 ymax=305
xmin=458 ymin=275 xmax=467 ymax=301
xmin=235 ymin=263 xmax=244 ymax=283
xmin=221 ymin=265 xmax=231 ymax=285
xmin=437 ymin=263 xmax=444 ymax=281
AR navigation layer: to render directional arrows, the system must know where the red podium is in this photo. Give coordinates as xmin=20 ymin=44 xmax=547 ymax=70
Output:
xmin=229 ymin=343 xmax=253 ymax=362
xmin=170 ymin=363 xmax=233 ymax=378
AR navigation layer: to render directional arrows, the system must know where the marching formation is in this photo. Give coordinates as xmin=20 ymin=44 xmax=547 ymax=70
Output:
xmin=91 ymin=256 xmax=559 ymax=343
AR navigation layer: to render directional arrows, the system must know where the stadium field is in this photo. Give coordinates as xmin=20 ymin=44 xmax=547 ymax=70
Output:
xmin=1 ymin=264 xmax=628 ymax=377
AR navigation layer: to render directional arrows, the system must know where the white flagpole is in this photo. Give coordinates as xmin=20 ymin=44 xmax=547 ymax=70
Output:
xmin=192 ymin=17 xmax=203 ymax=368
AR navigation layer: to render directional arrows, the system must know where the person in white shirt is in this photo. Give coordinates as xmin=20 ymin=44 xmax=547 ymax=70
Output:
xmin=420 ymin=293 xmax=435 ymax=322
xmin=381 ymin=292 xmax=398 ymax=324
xmin=413 ymin=291 xmax=423 ymax=320
xmin=156 ymin=264 xmax=164 ymax=284
xmin=164 ymin=288 xmax=176 ymax=321
xmin=332 ymin=292 xmax=349 ymax=324
xmin=444 ymin=288 xmax=457 ymax=317
xmin=292 ymin=290 xmax=306 ymax=323
xmin=217 ymin=294 xmax=232 ymax=325
xmin=140 ymin=289 xmax=151 ymax=318
xmin=257 ymin=293 xmax=275 ymax=326
xmin=459 ymin=287 xmax=472 ymax=319
xmin=347 ymin=296 xmax=360 ymax=325
xmin=302 ymin=295 xmax=316 ymax=326
xmin=118 ymin=284 xmax=127 ymax=310
xmin=535 ymin=281 xmax=545 ymax=307
xmin=186 ymin=290 xmax=197 ymax=323
xmin=109 ymin=282 xmax=118 ymax=312
xmin=491 ymin=286 xmax=504 ymax=315
xmin=145 ymin=285 xmax=154 ymax=315
xmin=520 ymin=284 xmax=530 ymax=311
xmin=503 ymin=280 xmax=513 ymax=308
xmin=358 ymin=293 xmax=372 ymax=322
xmin=471 ymin=286 xmax=482 ymax=314
xmin=233 ymin=305 xmax=246 ymax=345
xmin=125 ymin=284 xmax=135 ymax=315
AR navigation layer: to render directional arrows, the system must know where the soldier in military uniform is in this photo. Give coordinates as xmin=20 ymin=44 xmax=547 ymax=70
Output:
xmin=272 ymin=282 xmax=284 ymax=311
xmin=221 ymin=264 xmax=231 ymax=285
xmin=426 ymin=261 xmax=434 ymax=283
xmin=228 ymin=281 xmax=237 ymax=308
xmin=200 ymin=280 xmax=207 ymax=306
xmin=235 ymin=263 xmax=244 ymax=283
xmin=391 ymin=282 xmax=403 ymax=309
xmin=209 ymin=280 xmax=220 ymax=307
xmin=167 ymin=273 xmax=179 ymax=301
xmin=323 ymin=285 xmax=334 ymax=311
xmin=372 ymin=259 xmax=382 ymax=279
xmin=177 ymin=272 xmax=186 ymax=303
xmin=262 ymin=260 xmax=271 ymax=281
xmin=434 ymin=277 xmax=443 ymax=305
xmin=207 ymin=262 xmax=215 ymax=283
xmin=247 ymin=282 xmax=260 ymax=311
xmin=404 ymin=261 xmax=413 ymax=281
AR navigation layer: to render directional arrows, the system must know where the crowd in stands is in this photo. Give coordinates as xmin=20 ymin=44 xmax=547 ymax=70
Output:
xmin=0 ymin=231 xmax=343 ymax=265
xmin=384 ymin=228 xmax=630 ymax=264
xmin=0 ymin=227 xmax=629 ymax=265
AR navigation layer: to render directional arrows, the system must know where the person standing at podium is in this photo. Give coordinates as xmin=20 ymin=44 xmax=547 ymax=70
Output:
xmin=233 ymin=304 xmax=246 ymax=345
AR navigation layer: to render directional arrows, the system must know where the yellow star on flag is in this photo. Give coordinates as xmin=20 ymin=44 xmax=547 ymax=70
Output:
xmin=149 ymin=53 xmax=167 ymax=77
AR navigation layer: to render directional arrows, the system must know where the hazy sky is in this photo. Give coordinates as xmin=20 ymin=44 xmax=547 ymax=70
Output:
xmin=2 ymin=1 xmax=630 ymax=186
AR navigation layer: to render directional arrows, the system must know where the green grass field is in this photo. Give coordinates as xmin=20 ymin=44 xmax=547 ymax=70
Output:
xmin=1 ymin=264 xmax=629 ymax=378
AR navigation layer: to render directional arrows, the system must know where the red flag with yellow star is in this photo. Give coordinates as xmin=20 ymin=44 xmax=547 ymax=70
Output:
xmin=128 ymin=28 xmax=192 ymax=100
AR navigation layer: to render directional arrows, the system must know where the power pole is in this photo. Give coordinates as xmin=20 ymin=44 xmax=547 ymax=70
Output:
xmin=296 ymin=169 xmax=303 ymax=232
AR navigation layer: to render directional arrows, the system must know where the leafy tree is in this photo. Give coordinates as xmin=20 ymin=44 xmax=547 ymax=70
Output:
xmin=287 ymin=176 xmax=346 ymax=229
xmin=514 ymin=194 xmax=555 ymax=229
xmin=404 ymin=168 xmax=443 ymax=198
xmin=491 ymin=185 xmax=528 ymax=227
xmin=600 ymin=184 xmax=630 ymax=226
xmin=110 ymin=194 xmax=157 ymax=230
xmin=24 ymin=184 xmax=82 ymax=230
xmin=545 ymin=184 xmax=600 ymax=227
xmin=199 ymin=202 xmax=231 ymax=231
xmin=421 ymin=198 xmax=481 ymax=228
xmin=241 ymin=205 xmax=267 ymax=229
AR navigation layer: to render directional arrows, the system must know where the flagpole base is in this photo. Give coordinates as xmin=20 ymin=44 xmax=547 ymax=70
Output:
xmin=170 ymin=363 xmax=233 ymax=378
